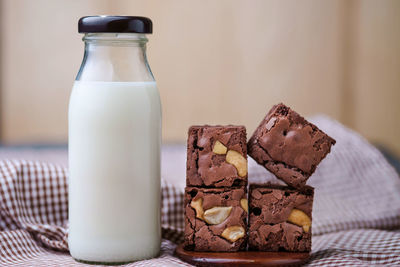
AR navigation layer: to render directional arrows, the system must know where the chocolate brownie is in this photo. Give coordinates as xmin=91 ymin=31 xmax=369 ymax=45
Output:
xmin=187 ymin=126 xmax=247 ymax=187
xmin=184 ymin=187 xmax=247 ymax=251
xmin=248 ymin=103 xmax=336 ymax=189
xmin=248 ymin=183 xmax=314 ymax=252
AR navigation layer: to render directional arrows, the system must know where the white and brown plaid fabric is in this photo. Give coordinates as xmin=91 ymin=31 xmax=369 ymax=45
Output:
xmin=1 ymin=116 xmax=400 ymax=266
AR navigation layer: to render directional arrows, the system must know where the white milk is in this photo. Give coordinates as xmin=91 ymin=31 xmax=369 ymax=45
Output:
xmin=68 ymin=81 xmax=161 ymax=263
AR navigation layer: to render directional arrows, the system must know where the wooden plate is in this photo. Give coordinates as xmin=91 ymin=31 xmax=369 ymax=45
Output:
xmin=175 ymin=244 xmax=310 ymax=266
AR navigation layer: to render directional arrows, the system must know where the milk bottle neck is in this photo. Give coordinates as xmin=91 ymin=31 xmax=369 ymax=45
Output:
xmin=76 ymin=33 xmax=155 ymax=82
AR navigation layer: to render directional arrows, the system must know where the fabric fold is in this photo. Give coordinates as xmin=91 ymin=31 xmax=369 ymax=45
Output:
xmin=1 ymin=116 xmax=400 ymax=266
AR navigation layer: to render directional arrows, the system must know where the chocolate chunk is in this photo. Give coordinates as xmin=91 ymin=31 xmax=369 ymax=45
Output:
xmin=187 ymin=125 xmax=247 ymax=187
xmin=184 ymin=187 xmax=247 ymax=252
xmin=247 ymin=103 xmax=336 ymax=189
xmin=248 ymin=183 xmax=314 ymax=252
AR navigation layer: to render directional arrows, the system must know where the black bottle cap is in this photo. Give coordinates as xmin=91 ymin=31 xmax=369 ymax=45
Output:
xmin=78 ymin=16 xmax=152 ymax=34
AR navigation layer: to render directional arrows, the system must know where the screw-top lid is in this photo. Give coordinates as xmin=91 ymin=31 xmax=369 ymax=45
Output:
xmin=78 ymin=16 xmax=152 ymax=34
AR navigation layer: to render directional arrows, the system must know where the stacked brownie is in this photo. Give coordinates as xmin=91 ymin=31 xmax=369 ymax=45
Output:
xmin=247 ymin=103 xmax=335 ymax=252
xmin=183 ymin=103 xmax=335 ymax=253
xmin=184 ymin=126 xmax=248 ymax=251
xmin=248 ymin=184 xmax=314 ymax=252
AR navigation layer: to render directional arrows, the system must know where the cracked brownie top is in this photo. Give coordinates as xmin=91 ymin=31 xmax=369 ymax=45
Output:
xmin=186 ymin=125 xmax=247 ymax=188
xmin=248 ymin=103 xmax=336 ymax=189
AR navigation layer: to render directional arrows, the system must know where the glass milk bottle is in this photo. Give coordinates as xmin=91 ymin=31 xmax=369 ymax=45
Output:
xmin=68 ymin=16 xmax=161 ymax=264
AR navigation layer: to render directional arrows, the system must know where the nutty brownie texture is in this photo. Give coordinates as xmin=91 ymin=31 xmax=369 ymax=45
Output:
xmin=248 ymin=183 xmax=314 ymax=252
xmin=187 ymin=125 xmax=247 ymax=187
xmin=184 ymin=187 xmax=247 ymax=252
xmin=247 ymin=103 xmax=336 ymax=189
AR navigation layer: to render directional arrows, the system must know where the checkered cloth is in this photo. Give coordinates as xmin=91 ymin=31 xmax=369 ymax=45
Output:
xmin=1 ymin=116 xmax=400 ymax=266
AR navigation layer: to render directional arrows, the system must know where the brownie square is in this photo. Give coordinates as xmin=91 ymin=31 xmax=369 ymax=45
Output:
xmin=248 ymin=183 xmax=314 ymax=252
xmin=187 ymin=125 xmax=247 ymax=187
xmin=248 ymin=103 xmax=336 ymax=189
xmin=184 ymin=187 xmax=247 ymax=251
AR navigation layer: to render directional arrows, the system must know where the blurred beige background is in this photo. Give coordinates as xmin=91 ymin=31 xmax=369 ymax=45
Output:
xmin=0 ymin=0 xmax=399 ymax=155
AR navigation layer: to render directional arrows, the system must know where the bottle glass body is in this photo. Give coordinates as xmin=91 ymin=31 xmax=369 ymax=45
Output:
xmin=68 ymin=33 xmax=161 ymax=264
